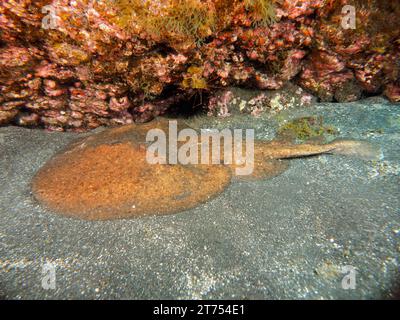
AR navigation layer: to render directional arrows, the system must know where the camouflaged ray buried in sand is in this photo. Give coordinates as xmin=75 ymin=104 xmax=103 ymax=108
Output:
xmin=31 ymin=118 xmax=382 ymax=220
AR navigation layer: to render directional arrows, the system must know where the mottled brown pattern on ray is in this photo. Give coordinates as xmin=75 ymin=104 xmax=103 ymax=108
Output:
xmin=32 ymin=118 xmax=378 ymax=220
xmin=32 ymin=118 xmax=286 ymax=220
xmin=32 ymin=140 xmax=232 ymax=220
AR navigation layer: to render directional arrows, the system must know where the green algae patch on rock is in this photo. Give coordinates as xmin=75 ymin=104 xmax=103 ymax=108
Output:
xmin=276 ymin=116 xmax=338 ymax=142
xmin=31 ymin=120 xmax=232 ymax=220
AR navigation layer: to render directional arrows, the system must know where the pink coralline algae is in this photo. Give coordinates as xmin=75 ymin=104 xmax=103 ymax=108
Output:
xmin=207 ymin=90 xmax=234 ymax=117
xmin=298 ymin=0 xmax=400 ymax=102
xmin=0 ymin=0 xmax=399 ymax=131
xmin=299 ymin=50 xmax=355 ymax=102
xmin=384 ymin=84 xmax=400 ymax=103
xmin=276 ymin=0 xmax=325 ymax=20
xmin=207 ymin=83 xmax=316 ymax=118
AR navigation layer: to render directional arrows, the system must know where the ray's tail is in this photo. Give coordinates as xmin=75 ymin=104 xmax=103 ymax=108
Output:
xmin=327 ymin=139 xmax=384 ymax=161
xmin=256 ymin=139 xmax=383 ymax=161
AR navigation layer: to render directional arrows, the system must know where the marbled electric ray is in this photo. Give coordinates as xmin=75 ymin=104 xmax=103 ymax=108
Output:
xmin=31 ymin=118 xmax=382 ymax=220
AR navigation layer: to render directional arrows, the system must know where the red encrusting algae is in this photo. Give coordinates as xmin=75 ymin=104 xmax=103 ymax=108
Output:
xmin=1 ymin=1 xmax=399 ymax=131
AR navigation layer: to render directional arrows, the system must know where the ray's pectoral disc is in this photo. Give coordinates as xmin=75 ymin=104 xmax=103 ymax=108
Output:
xmin=31 ymin=121 xmax=232 ymax=220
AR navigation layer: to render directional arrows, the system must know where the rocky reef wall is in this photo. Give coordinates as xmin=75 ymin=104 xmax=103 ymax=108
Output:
xmin=0 ymin=0 xmax=399 ymax=131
